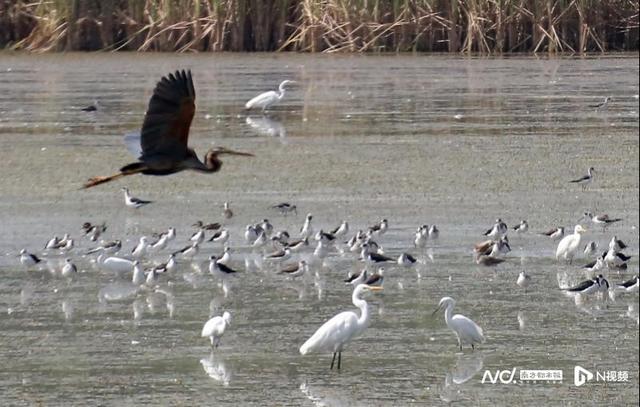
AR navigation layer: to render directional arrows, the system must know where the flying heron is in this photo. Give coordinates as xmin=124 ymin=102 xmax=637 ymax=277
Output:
xmin=83 ymin=70 xmax=253 ymax=189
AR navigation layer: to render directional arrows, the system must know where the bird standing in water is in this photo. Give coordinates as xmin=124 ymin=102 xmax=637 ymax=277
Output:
xmin=83 ymin=70 xmax=253 ymax=188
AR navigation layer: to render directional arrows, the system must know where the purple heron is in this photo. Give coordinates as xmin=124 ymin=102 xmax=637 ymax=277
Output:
xmin=83 ymin=70 xmax=253 ymax=189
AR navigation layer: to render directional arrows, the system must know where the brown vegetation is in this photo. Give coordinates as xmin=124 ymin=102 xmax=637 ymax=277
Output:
xmin=1 ymin=0 xmax=637 ymax=53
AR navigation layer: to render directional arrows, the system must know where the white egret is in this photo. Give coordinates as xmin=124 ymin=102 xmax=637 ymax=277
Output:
xmin=202 ymin=311 xmax=232 ymax=349
xmin=299 ymin=284 xmax=383 ymax=370
xmin=555 ymin=225 xmax=587 ymax=264
xmin=245 ymin=80 xmax=296 ymax=112
xmin=433 ymin=297 xmax=485 ymax=351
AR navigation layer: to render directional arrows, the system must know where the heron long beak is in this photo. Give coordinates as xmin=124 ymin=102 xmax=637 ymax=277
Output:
xmin=218 ymin=148 xmax=255 ymax=157
xmin=368 ymin=286 xmax=384 ymax=292
xmin=431 ymin=305 xmax=442 ymax=316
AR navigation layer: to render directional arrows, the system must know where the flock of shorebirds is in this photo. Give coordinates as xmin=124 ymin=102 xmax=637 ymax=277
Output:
xmin=12 ymin=70 xmax=638 ymax=370
xmin=16 ymin=167 xmax=638 ymax=368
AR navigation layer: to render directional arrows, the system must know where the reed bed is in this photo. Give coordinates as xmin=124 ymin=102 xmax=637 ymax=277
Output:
xmin=1 ymin=0 xmax=637 ymax=53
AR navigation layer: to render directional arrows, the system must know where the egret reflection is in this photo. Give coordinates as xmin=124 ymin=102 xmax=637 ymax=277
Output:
xmin=245 ymin=116 xmax=286 ymax=139
xmin=200 ymin=352 xmax=231 ymax=386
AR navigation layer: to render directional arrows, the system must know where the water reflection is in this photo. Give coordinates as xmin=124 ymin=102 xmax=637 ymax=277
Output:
xmin=200 ymin=353 xmax=232 ymax=386
xmin=440 ymin=353 xmax=485 ymax=402
xmin=245 ymin=115 xmax=287 ymax=139
xmin=299 ymin=380 xmax=355 ymax=406
xmin=98 ymin=282 xmax=139 ymax=305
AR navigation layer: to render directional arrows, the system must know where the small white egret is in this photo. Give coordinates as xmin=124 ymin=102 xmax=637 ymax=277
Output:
xmin=299 ymin=284 xmax=383 ymax=370
xmin=555 ymin=225 xmax=587 ymax=264
xmin=433 ymin=297 xmax=485 ymax=351
xmin=245 ymin=80 xmax=296 ymax=112
xmin=202 ymin=311 xmax=232 ymax=349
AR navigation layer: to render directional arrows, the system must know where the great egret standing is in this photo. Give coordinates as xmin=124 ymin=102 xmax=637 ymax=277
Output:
xmin=245 ymin=80 xmax=296 ymax=112
xmin=433 ymin=297 xmax=485 ymax=351
xmin=299 ymin=284 xmax=383 ymax=370
xmin=202 ymin=311 xmax=232 ymax=349
xmin=83 ymin=70 xmax=253 ymax=188
xmin=555 ymin=225 xmax=587 ymax=264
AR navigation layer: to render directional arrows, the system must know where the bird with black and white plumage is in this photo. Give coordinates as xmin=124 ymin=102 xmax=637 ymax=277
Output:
xmin=590 ymin=96 xmax=611 ymax=111
xmin=244 ymin=225 xmax=259 ymax=244
xmin=44 ymin=235 xmax=61 ymax=250
xmin=569 ymin=167 xmax=595 ymax=190
xmin=313 ymin=240 xmax=331 ymax=260
xmin=190 ymin=228 xmax=207 ymax=245
xmin=540 ymin=226 xmax=565 ymax=241
xmin=513 ymin=220 xmax=528 ymax=234
xmin=81 ymin=99 xmax=99 ymax=112
xmin=208 ymin=229 xmax=230 ymax=245
xmin=428 ymin=224 xmax=439 ymax=240
xmin=615 ymin=275 xmax=639 ymax=293
xmin=583 ymin=212 xmax=622 ymax=231
xmin=315 ymin=230 xmax=336 ymax=243
xmin=483 ymin=219 xmax=508 ymax=239
xmin=583 ymin=256 xmax=605 ymax=275
xmin=271 ymin=231 xmax=290 ymax=247
xmin=277 ymin=260 xmax=308 ymax=279
xmin=252 ymin=231 xmax=268 ymax=248
xmin=122 ymin=187 xmax=152 ymax=209
xmin=414 ymin=225 xmax=428 ymax=248
xmin=259 ymin=219 xmax=274 ymax=237
xmin=264 ymin=247 xmax=291 ymax=262
xmin=148 ymin=233 xmax=170 ymax=253
xmin=604 ymin=248 xmax=631 ymax=270
xmin=216 ymin=247 xmax=232 ymax=266
xmin=364 ymin=268 xmax=384 ymax=287
xmin=81 ymin=222 xmax=107 ymax=242
xmin=369 ymin=219 xmax=389 ymax=236
xmin=193 ymin=221 xmax=221 ymax=231
xmin=583 ymin=241 xmax=598 ymax=257
xmin=609 ymin=236 xmax=627 ymax=252
xmin=397 ymin=252 xmax=418 ymax=268
xmin=131 ymin=236 xmax=150 ymax=259
xmin=344 ymin=269 xmax=368 ymax=285
xmin=19 ymin=249 xmax=42 ymax=268
xmin=273 ymin=202 xmax=297 ymax=216
xmin=331 ymin=221 xmax=349 ymax=239
xmin=562 ymin=275 xmax=609 ymax=296
xmin=517 ymin=271 xmax=531 ymax=290
xmin=209 ymin=255 xmax=240 ymax=276
xmin=361 ymin=244 xmax=394 ymax=264
xmin=87 ymin=239 xmax=122 ymax=255
xmin=61 ymin=258 xmax=78 ymax=278
xmin=173 ymin=241 xmax=199 ymax=259
xmin=286 ymin=237 xmax=309 ymax=252
xmin=300 ymin=213 xmax=314 ymax=239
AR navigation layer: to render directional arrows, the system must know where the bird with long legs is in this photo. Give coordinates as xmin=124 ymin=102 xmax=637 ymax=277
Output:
xmin=245 ymin=80 xmax=296 ymax=112
xmin=83 ymin=70 xmax=253 ymax=188
xmin=433 ymin=297 xmax=485 ymax=351
xmin=299 ymin=284 xmax=383 ymax=370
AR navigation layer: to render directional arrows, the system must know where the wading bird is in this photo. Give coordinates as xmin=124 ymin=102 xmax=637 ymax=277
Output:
xmin=556 ymin=225 xmax=587 ymax=264
xmin=433 ymin=297 xmax=485 ymax=351
xmin=569 ymin=167 xmax=595 ymax=190
xmin=83 ymin=70 xmax=253 ymax=188
xmin=202 ymin=311 xmax=232 ymax=349
xmin=300 ymin=284 xmax=383 ymax=370
xmin=245 ymin=80 xmax=296 ymax=112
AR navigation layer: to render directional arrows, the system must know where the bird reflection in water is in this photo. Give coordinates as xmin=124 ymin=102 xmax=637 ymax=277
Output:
xmin=440 ymin=353 xmax=485 ymax=403
xmin=245 ymin=116 xmax=287 ymax=140
xmin=200 ymin=352 xmax=231 ymax=386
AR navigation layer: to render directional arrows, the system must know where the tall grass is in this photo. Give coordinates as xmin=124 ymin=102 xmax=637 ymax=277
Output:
xmin=1 ymin=0 xmax=637 ymax=53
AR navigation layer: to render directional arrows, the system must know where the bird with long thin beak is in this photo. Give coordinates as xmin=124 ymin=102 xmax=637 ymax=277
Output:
xmin=83 ymin=70 xmax=253 ymax=188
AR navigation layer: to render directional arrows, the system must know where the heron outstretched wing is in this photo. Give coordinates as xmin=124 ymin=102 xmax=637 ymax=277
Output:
xmin=140 ymin=70 xmax=196 ymax=160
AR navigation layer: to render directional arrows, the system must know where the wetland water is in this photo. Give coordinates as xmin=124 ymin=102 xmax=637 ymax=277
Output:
xmin=0 ymin=54 xmax=638 ymax=405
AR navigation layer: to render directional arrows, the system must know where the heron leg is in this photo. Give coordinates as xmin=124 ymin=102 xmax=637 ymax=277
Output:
xmin=472 ymin=344 xmax=475 ymax=351
xmin=330 ymin=352 xmax=337 ymax=370
xmin=337 ymin=352 xmax=342 ymax=370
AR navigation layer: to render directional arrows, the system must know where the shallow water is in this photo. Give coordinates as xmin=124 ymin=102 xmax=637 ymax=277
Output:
xmin=0 ymin=53 xmax=638 ymax=406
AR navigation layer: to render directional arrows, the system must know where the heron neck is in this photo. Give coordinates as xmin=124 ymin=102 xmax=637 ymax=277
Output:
xmin=353 ymin=291 xmax=370 ymax=329
xmin=444 ymin=304 xmax=454 ymax=327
